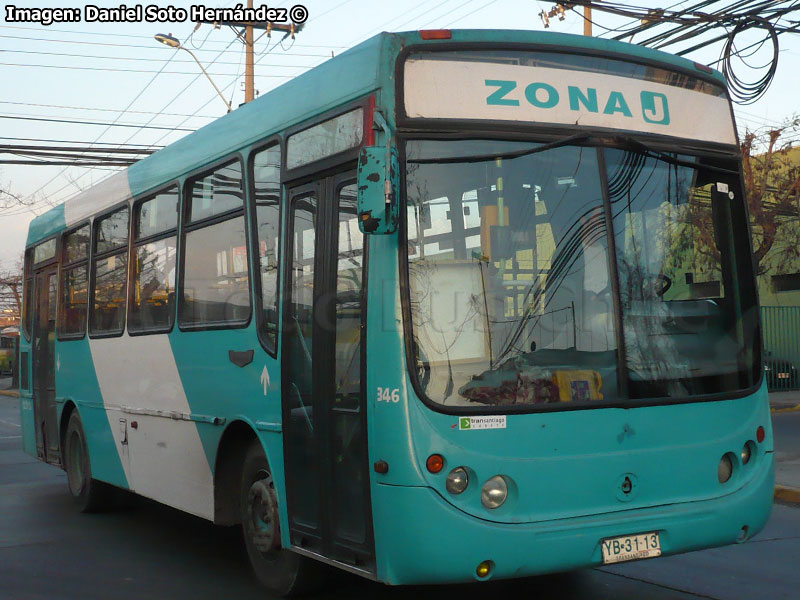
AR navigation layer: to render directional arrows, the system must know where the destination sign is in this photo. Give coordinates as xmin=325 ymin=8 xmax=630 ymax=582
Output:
xmin=404 ymin=59 xmax=737 ymax=145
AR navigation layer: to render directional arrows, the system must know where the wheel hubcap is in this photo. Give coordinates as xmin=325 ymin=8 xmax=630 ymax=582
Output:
xmin=67 ymin=431 xmax=84 ymax=496
xmin=247 ymin=473 xmax=279 ymax=554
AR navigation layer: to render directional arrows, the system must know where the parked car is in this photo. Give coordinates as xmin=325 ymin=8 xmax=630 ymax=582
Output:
xmin=764 ymin=353 xmax=799 ymax=390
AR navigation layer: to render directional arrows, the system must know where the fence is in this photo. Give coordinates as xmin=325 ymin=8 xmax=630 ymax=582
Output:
xmin=761 ymin=306 xmax=800 ymax=391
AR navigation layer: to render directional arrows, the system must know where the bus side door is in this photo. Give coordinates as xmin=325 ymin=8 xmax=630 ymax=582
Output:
xmin=282 ymin=173 xmax=375 ymax=571
xmin=32 ymin=266 xmax=59 ymax=464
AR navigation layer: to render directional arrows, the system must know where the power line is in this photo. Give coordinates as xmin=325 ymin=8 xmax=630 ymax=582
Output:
xmin=0 ymin=47 xmax=320 ymax=69
xmin=0 ymin=114 xmax=195 ymax=131
xmin=0 ymin=23 xmax=348 ymax=48
xmin=0 ymin=101 xmax=217 ymax=120
xmin=0 ymin=33 xmax=333 ymax=58
xmin=0 ymin=136 xmax=164 ymax=147
xmin=0 ymin=61 xmax=299 ymax=77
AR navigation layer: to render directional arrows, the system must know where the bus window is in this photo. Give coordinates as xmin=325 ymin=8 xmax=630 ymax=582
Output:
xmin=252 ymin=144 xmax=281 ymax=352
xmin=22 ymin=249 xmax=32 ymax=341
xmin=90 ymin=207 xmax=129 ymax=336
xmin=129 ymin=187 xmax=178 ymax=333
xmin=180 ymin=161 xmax=250 ymax=327
xmin=286 ymin=108 xmax=363 ymax=170
xmin=59 ymin=225 xmax=90 ymax=338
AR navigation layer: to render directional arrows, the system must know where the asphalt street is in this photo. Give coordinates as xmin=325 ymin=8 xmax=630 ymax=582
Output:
xmin=1 ymin=394 xmax=799 ymax=600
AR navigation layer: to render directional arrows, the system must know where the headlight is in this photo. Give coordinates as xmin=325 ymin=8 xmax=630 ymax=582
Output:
xmin=481 ymin=475 xmax=508 ymax=509
xmin=445 ymin=467 xmax=469 ymax=495
xmin=741 ymin=443 xmax=752 ymax=465
xmin=718 ymin=454 xmax=733 ymax=483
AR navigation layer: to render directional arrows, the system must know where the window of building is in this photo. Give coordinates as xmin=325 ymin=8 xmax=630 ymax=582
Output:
xmin=129 ymin=187 xmax=179 ymax=333
xmin=252 ymin=144 xmax=281 ymax=352
xmin=180 ymin=160 xmax=251 ymax=327
xmin=90 ymin=206 xmax=129 ymax=336
xmin=772 ymin=273 xmax=800 ymax=293
xmin=59 ymin=224 xmax=90 ymax=338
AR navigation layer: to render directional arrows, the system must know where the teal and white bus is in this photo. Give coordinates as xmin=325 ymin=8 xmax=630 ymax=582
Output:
xmin=20 ymin=29 xmax=773 ymax=594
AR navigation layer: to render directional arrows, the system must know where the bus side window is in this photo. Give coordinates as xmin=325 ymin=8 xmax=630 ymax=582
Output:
xmin=180 ymin=160 xmax=251 ymax=328
xmin=59 ymin=224 xmax=90 ymax=339
xmin=90 ymin=207 xmax=130 ymax=337
xmin=129 ymin=186 xmax=179 ymax=334
xmin=251 ymin=143 xmax=281 ymax=352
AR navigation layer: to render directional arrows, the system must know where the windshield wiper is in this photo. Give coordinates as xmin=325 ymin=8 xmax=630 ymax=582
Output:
xmin=409 ymin=133 xmax=740 ymax=175
xmin=408 ymin=133 xmax=592 ymax=165
xmin=606 ymin=135 xmax=740 ymax=175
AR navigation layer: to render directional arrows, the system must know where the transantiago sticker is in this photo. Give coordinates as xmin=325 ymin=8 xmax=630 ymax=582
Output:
xmin=458 ymin=416 xmax=507 ymax=430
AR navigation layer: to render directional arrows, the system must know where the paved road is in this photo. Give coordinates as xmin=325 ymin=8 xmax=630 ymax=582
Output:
xmin=773 ymin=411 xmax=800 ymax=488
xmin=1 ymin=395 xmax=799 ymax=600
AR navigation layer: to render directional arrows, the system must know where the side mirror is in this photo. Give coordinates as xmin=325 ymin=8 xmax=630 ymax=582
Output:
xmin=357 ymin=146 xmax=399 ymax=234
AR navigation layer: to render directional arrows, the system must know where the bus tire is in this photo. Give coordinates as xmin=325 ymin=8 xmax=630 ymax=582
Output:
xmin=240 ymin=441 xmax=325 ymax=597
xmin=64 ymin=411 xmax=108 ymax=512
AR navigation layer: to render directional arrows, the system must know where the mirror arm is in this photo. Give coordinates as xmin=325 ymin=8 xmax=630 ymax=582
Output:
xmin=373 ymin=110 xmax=394 ymax=213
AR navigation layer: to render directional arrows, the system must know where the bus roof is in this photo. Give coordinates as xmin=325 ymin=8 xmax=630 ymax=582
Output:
xmin=27 ymin=29 xmax=726 ymax=246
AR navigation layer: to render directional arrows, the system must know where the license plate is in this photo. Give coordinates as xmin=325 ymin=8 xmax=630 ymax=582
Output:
xmin=601 ymin=531 xmax=661 ymax=564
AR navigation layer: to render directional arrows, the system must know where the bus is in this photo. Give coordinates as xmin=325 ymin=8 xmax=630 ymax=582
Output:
xmin=0 ymin=327 xmax=18 ymax=375
xmin=19 ymin=29 xmax=773 ymax=594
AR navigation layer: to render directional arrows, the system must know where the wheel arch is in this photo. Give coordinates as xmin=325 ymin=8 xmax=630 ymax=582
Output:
xmin=214 ymin=419 xmax=268 ymax=525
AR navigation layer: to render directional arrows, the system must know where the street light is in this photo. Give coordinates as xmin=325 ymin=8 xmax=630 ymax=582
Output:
xmin=154 ymin=33 xmax=233 ymax=113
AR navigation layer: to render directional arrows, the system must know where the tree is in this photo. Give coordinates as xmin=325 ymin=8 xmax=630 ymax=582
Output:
xmin=742 ymin=118 xmax=800 ymax=278
xmin=0 ymin=260 xmax=23 ymax=321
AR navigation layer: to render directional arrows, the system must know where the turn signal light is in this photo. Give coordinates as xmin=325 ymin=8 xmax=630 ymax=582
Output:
xmin=420 ymin=29 xmax=452 ymax=40
xmin=476 ymin=560 xmax=494 ymax=578
xmin=756 ymin=426 xmax=765 ymax=443
xmin=426 ymin=454 xmax=444 ymax=473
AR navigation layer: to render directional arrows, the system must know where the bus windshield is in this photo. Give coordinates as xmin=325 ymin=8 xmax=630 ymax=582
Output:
xmin=405 ymin=139 xmax=759 ymax=409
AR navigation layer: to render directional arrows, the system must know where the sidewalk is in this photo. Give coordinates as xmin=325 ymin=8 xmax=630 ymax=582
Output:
xmin=0 ymin=376 xmax=18 ymax=397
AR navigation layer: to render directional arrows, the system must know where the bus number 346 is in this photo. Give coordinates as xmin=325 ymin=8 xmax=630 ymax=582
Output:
xmin=377 ymin=387 xmax=401 ymax=403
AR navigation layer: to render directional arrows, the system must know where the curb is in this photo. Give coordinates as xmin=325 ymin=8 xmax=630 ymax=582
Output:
xmin=771 ymin=404 xmax=800 ymax=414
xmin=775 ymin=485 xmax=800 ymax=506
xmin=0 ymin=390 xmax=19 ymax=398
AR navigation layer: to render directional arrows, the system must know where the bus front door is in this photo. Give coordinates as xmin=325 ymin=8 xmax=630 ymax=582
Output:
xmin=282 ymin=173 xmax=375 ymax=572
xmin=32 ymin=266 xmax=59 ymax=464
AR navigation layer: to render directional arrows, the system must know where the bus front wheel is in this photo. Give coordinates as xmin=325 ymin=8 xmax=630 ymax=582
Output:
xmin=64 ymin=411 xmax=108 ymax=512
xmin=240 ymin=441 xmax=324 ymax=597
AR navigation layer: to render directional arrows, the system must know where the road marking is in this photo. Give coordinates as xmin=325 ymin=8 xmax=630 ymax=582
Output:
xmin=0 ymin=435 xmax=21 ymax=439
xmin=0 ymin=418 xmax=21 ymax=428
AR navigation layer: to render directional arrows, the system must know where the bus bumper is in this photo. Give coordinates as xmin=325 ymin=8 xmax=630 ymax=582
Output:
xmin=372 ymin=452 xmax=774 ymax=585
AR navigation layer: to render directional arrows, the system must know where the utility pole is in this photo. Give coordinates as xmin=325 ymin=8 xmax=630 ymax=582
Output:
xmin=195 ymin=13 xmax=303 ymax=105
xmin=539 ymin=2 xmax=596 ymax=36
xmin=245 ymin=0 xmax=254 ymax=103
xmin=584 ymin=3 xmax=592 ymax=36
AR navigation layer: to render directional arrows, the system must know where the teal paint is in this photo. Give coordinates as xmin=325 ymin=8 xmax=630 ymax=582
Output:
xmin=54 ymin=338 xmax=129 ymax=489
xmin=569 ymin=86 xmax=599 ymax=113
xmin=26 ymin=203 xmax=65 ymax=246
xmin=373 ymin=453 xmax=773 ymax=584
xmin=641 ymin=91 xmax=671 ymax=125
xmin=524 ymin=82 xmax=559 ymax=109
xmin=603 ymin=91 xmax=633 ymax=117
xmin=485 ymin=80 xmax=519 ymax=106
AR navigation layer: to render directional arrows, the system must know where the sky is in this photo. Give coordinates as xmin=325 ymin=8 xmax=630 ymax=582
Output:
xmin=1 ymin=0 xmax=798 ymax=269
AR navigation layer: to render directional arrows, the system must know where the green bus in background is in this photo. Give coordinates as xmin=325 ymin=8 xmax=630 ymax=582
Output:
xmin=19 ymin=29 xmax=773 ymax=595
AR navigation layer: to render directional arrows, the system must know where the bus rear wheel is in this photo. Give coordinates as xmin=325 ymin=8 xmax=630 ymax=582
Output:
xmin=64 ymin=411 xmax=108 ymax=512
xmin=240 ymin=442 xmax=325 ymax=597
